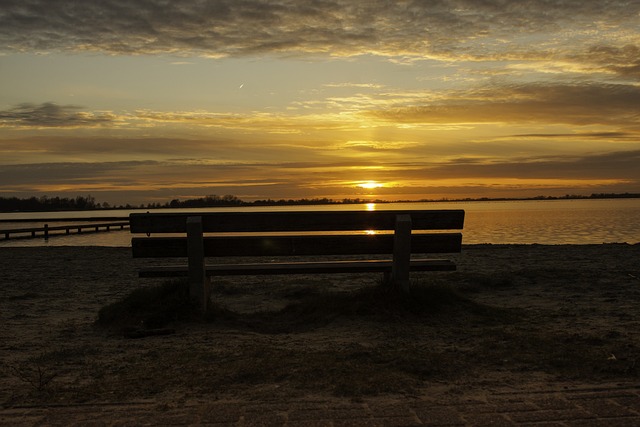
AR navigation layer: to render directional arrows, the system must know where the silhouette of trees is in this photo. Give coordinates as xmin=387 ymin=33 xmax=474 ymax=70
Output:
xmin=0 ymin=195 xmax=98 ymax=212
xmin=1 ymin=192 xmax=638 ymax=213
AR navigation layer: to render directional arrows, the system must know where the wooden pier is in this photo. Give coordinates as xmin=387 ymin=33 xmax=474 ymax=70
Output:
xmin=1 ymin=221 xmax=130 ymax=240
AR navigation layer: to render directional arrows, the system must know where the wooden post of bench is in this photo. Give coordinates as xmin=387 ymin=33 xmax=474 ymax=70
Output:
xmin=187 ymin=216 xmax=210 ymax=313
xmin=391 ymin=214 xmax=412 ymax=293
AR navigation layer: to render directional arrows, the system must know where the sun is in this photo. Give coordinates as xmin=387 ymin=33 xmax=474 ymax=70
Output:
xmin=357 ymin=181 xmax=383 ymax=189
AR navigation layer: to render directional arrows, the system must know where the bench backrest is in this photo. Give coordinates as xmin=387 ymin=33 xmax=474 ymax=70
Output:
xmin=130 ymin=210 xmax=464 ymax=258
xmin=130 ymin=210 xmax=464 ymax=233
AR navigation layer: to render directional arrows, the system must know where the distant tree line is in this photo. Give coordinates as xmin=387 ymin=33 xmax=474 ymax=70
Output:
xmin=583 ymin=192 xmax=640 ymax=199
xmin=435 ymin=192 xmax=640 ymax=202
xmin=0 ymin=195 xmax=102 ymax=212
xmin=142 ymin=195 xmax=376 ymax=209
xmin=1 ymin=192 xmax=638 ymax=212
xmin=525 ymin=192 xmax=640 ymax=200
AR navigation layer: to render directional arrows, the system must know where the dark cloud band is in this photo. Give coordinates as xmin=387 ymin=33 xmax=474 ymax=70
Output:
xmin=0 ymin=103 xmax=114 ymax=128
xmin=1 ymin=0 xmax=637 ymax=60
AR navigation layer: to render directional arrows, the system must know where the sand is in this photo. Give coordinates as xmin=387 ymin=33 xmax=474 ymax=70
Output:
xmin=1 ymin=244 xmax=639 ymax=407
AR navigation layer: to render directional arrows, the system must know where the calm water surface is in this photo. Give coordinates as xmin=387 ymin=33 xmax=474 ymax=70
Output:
xmin=0 ymin=198 xmax=638 ymax=246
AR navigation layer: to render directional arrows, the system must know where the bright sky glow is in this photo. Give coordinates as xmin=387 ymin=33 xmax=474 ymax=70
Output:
xmin=0 ymin=1 xmax=639 ymax=205
xmin=357 ymin=182 xmax=384 ymax=190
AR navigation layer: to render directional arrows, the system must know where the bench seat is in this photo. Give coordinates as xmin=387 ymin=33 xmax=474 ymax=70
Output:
xmin=138 ymin=258 xmax=457 ymax=278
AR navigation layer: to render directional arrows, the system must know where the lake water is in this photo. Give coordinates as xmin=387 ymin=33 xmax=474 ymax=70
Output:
xmin=0 ymin=198 xmax=638 ymax=246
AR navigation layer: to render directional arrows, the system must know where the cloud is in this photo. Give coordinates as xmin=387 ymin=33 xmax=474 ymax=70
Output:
xmin=0 ymin=160 xmax=158 ymax=188
xmin=400 ymin=150 xmax=640 ymax=182
xmin=324 ymin=83 xmax=385 ymax=89
xmin=367 ymin=83 xmax=640 ymax=127
xmin=0 ymin=103 xmax=115 ymax=128
xmin=571 ymin=44 xmax=640 ymax=79
xmin=1 ymin=0 xmax=637 ymax=61
xmin=506 ymin=132 xmax=638 ymax=141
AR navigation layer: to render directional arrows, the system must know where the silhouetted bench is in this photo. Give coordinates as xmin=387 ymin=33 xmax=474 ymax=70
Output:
xmin=130 ymin=210 xmax=465 ymax=311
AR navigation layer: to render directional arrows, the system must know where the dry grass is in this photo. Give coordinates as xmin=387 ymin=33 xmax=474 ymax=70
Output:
xmin=84 ymin=276 xmax=639 ymax=400
xmin=3 ymin=245 xmax=639 ymax=405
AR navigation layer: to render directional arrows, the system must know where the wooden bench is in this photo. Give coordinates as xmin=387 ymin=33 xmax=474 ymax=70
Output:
xmin=130 ymin=209 xmax=465 ymax=311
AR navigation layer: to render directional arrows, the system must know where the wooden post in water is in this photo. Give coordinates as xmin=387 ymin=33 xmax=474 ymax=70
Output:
xmin=44 ymin=224 xmax=49 ymax=240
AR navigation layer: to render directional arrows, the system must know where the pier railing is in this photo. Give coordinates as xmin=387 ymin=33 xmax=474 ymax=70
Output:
xmin=1 ymin=221 xmax=130 ymax=240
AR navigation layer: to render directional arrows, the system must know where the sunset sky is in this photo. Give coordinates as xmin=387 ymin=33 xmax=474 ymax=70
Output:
xmin=1 ymin=0 xmax=639 ymax=205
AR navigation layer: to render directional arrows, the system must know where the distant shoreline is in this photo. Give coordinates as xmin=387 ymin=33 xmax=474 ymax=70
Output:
xmin=1 ymin=192 xmax=639 ymax=214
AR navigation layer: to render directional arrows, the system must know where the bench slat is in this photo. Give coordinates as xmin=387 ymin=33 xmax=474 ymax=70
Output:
xmin=132 ymin=233 xmax=462 ymax=258
xmin=138 ymin=258 xmax=456 ymax=277
xmin=130 ymin=210 xmax=464 ymax=233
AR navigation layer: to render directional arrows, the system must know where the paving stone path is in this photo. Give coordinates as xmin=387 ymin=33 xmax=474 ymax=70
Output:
xmin=2 ymin=384 xmax=639 ymax=426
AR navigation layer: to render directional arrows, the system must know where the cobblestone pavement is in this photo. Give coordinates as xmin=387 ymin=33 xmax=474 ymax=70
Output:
xmin=2 ymin=384 xmax=639 ymax=426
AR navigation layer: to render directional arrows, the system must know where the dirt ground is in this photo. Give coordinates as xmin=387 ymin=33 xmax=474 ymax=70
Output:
xmin=1 ymin=244 xmax=639 ymax=407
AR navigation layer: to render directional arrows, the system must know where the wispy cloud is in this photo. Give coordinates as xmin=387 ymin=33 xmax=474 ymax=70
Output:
xmin=2 ymin=149 xmax=637 ymax=202
xmin=505 ymin=132 xmax=638 ymax=141
xmin=420 ymin=150 xmax=640 ymax=182
xmin=570 ymin=44 xmax=640 ymax=79
xmin=324 ymin=83 xmax=385 ymax=89
xmin=5 ymin=79 xmax=640 ymax=132
xmin=367 ymin=83 xmax=640 ymax=127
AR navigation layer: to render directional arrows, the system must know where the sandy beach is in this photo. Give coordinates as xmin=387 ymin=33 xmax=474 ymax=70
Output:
xmin=1 ymin=244 xmax=639 ymax=410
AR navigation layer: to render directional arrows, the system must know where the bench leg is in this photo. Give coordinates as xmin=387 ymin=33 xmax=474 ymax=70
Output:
xmin=383 ymin=270 xmax=391 ymax=284
xmin=391 ymin=214 xmax=411 ymax=293
xmin=187 ymin=216 xmax=210 ymax=313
